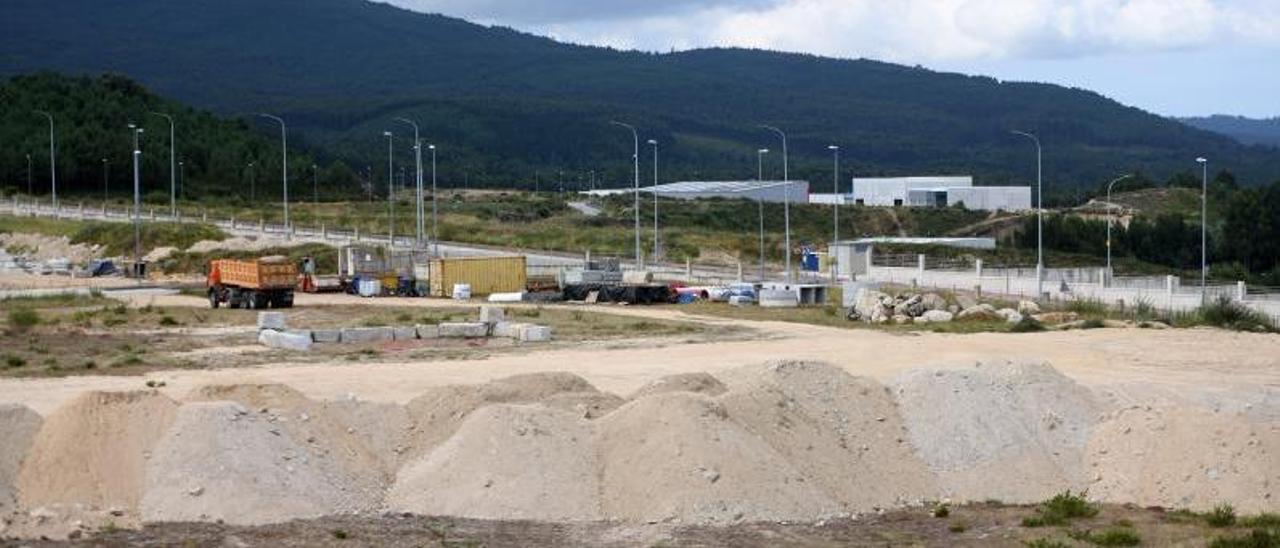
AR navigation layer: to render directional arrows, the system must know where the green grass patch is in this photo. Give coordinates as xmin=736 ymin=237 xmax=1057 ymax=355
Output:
xmin=1022 ymin=492 xmax=1098 ymax=527
xmin=1069 ymin=526 xmax=1141 ymax=546
xmin=6 ymin=307 xmax=41 ymax=330
xmin=1210 ymin=529 xmax=1280 ymax=548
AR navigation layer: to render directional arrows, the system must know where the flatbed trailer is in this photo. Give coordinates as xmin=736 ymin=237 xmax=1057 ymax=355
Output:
xmin=206 ymin=257 xmax=298 ymax=309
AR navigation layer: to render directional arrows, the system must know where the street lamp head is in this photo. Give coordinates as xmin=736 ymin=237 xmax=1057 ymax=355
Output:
xmin=428 ymin=144 xmax=436 ymax=150
xmin=383 ymin=131 xmax=392 ymax=137
xmin=1196 ymin=157 xmax=1207 ymax=164
xmin=828 ymin=145 xmax=839 ymax=151
xmin=647 ymin=139 xmax=657 ymax=145
xmin=758 ymin=149 xmax=769 ymax=154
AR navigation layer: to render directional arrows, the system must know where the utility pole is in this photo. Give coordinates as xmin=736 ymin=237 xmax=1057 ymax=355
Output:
xmin=258 ymin=114 xmax=289 ymax=236
xmin=149 ymin=112 xmax=176 ymax=217
xmin=648 ymin=139 xmax=660 ymax=261
xmin=757 ymin=148 xmax=769 ymax=281
xmin=611 ymin=121 xmax=642 ymax=268
xmin=26 ymin=154 xmax=33 ymax=196
xmin=1012 ymin=130 xmax=1044 ymax=298
xmin=761 ymin=125 xmax=791 ymax=283
xmin=128 ymin=123 xmax=145 ymax=278
xmin=828 ymin=145 xmax=840 ymax=283
xmin=430 ymin=144 xmax=438 ymax=256
xmin=384 ymin=131 xmax=395 ymax=247
xmin=1197 ymin=157 xmax=1209 ymax=304
xmin=34 ymin=111 xmax=56 ymax=209
xmin=102 ymin=159 xmax=110 ymax=203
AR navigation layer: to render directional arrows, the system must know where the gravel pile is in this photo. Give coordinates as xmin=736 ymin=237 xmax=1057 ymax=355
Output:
xmin=0 ymin=404 xmax=41 ymax=511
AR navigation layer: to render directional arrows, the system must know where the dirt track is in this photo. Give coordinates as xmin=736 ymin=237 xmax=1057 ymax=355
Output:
xmin=1 ymin=292 xmax=1277 ymax=416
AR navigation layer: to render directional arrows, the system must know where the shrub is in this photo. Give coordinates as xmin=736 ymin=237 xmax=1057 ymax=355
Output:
xmin=1069 ymin=527 xmax=1141 ymax=546
xmin=1208 ymin=504 xmax=1238 ymax=528
xmin=158 ymin=315 xmax=181 ymax=326
xmin=7 ymin=308 xmax=40 ymax=330
xmin=1209 ymin=529 xmax=1280 ymax=548
xmin=948 ymin=521 xmax=967 ymax=533
xmin=1080 ymin=318 xmax=1107 ymax=330
xmin=933 ymin=504 xmax=950 ymax=518
xmin=4 ymin=354 xmax=26 ymax=368
xmin=1065 ymin=297 xmax=1108 ymax=316
xmin=1197 ymin=296 xmax=1275 ymax=333
xmin=1023 ymin=491 xmax=1098 ymax=527
xmin=1010 ymin=317 xmax=1046 ymax=333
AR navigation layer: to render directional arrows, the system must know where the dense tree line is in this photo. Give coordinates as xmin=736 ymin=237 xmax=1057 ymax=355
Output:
xmin=1016 ymin=172 xmax=1280 ymax=284
xmin=0 ymin=73 xmax=363 ymax=203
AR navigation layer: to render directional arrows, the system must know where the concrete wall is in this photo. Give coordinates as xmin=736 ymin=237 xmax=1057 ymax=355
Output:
xmin=946 ymin=187 xmax=1032 ymax=211
xmin=851 ymin=176 xmax=973 ymax=206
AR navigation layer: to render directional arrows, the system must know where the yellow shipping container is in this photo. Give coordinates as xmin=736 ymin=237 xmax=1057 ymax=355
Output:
xmin=428 ymin=256 xmax=527 ymax=297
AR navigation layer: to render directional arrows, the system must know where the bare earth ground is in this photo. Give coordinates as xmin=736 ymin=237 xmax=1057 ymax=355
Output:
xmin=2 ymin=291 xmax=1277 ymax=415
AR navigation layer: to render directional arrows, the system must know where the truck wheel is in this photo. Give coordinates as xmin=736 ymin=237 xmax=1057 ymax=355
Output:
xmin=252 ymin=292 xmax=270 ymax=310
xmin=246 ymin=291 xmax=258 ymax=309
xmin=228 ymin=289 xmax=242 ymax=309
xmin=208 ymin=289 xmax=220 ymax=309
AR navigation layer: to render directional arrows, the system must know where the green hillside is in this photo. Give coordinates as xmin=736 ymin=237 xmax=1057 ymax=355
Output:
xmin=2 ymin=0 xmax=1277 ymax=196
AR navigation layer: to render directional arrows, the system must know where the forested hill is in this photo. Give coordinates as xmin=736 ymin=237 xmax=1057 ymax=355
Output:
xmin=1 ymin=0 xmax=1278 ymax=194
xmin=1180 ymin=116 xmax=1280 ymax=148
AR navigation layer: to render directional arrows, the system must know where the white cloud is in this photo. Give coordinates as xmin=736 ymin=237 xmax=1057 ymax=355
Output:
xmin=386 ymin=0 xmax=1280 ymax=62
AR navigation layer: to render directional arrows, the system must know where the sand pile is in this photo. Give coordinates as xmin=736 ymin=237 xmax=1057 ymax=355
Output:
xmin=0 ymin=233 xmax=99 ymax=263
xmin=17 ymin=391 xmax=177 ymax=511
xmin=140 ymin=401 xmax=382 ymax=524
xmin=891 ymin=361 xmax=1102 ymax=503
xmin=1086 ymin=406 xmax=1280 ymax=513
xmin=0 ymin=404 xmax=41 ymax=511
xmin=389 ymin=404 xmax=599 ymax=521
xmin=627 ymin=372 xmax=727 ymax=400
xmin=716 ymin=361 xmax=936 ymax=510
xmin=596 ymin=391 xmax=839 ymax=523
xmin=401 ymin=372 xmax=602 ymax=461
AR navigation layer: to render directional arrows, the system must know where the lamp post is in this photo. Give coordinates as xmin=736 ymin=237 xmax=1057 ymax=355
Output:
xmin=1104 ymin=174 xmax=1134 ymax=279
xmin=311 ymin=164 xmax=318 ymax=207
xmin=128 ymin=123 xmax=145 ymax=275
xmin=757 ymin=148 xmax=769 ymax=281
xmin=429 ymin=144 xmax=438 ymax=256
xmin=760 ymin=125 xmax=791 ymax=282
xmin=1197 ymin=157 xmax=1208 ymax=304
xmin=248 ymin=162 xmax=255 ymax=202
xmin=1011 ymin=130 xmax=1043 ymax=298
xmin=393 ymin=117 xmax=424 ymax=247
xmin=611 ymin=121 xmax=642 ymax=267
xmin=257 ymin=114 xmax=289 ymax=236
xmin=828 ymin=145 xmax=841 ymax=282
xmin=101 ymin=159 xmax=110 ymax=203
xmin=149 ymin=112 xmax=176 ymax=217
xmin=26 ymin=154 xmax=32 ymax=196
xmin=178 ymin=161 xmax=185 ymax=202
xmin=34 ymin=111 xmax=56 ymax=209
xmin=383 ymin=131 xmax=394 ymax=247
xmin=648 ymin=139 xmax=660 ymax=261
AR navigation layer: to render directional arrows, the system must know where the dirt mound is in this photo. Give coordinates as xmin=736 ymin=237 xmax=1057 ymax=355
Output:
xmin=189 ymin=383 xmax=407 ymax=479
xmin=0 ymin=233 xmax=99 ymax=263
xmin=1086 ymin=406 xmax=1280 ymax=513
xmin=891 ymin=361 xmax=1102 ymax=503
xmin=541 ymin=391 xmax=626 ymax=419
xmin=402 ymin=372 xmax=601 ymax=460
xmin=141 ymin=401 xmax=381 ymax=524
xmin=0 ymin=404 xmax=41 ymax=511
xmin=628 ymin=373 xmax=728 ymax=400
xmin=596 ymin=392 xmax=839 ymax=523
xmin=389 ymin=404 xmax=599 ymax=521
xmin=185 ymin=236 xmax=306 ymax=254
xmin=717 ymin=361 xmax=936 ymax=510
xmin=17 ymin=391 xmax=177 ymax=511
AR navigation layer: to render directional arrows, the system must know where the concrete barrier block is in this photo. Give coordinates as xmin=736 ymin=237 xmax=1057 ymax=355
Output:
xmin=311 ymin=329 xmax=341 ymax=343
xmin=439 ymin=322 xmax=488 ymax=338
xmin=259 ymin=329 xmax=312 ymax=351
xmin=392 ymin=326 xmax=418 ymax=341
xmin=257 ymin=312 xmax=286 ymax=331
xmin=416 ymin=324 xmax=440 ymax=339
xmin=518 ymin=325 xmax=553 ymax=342
xmin=488 ymin=292 xmax=525 ymax=303
xmin=479 ymin=306 xmax=506 ymax=324
xmin=758 ymin=289 xmax=799 ymax=308
xmin=492 ymin=321 xmax=527 ymax=338
xmin=340 ymin=327 xmax=394 ymax=343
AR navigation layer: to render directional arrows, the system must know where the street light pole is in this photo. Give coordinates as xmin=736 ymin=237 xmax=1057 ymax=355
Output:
xmin=761 ymin=125 xmax=791 ymax=283
xmin=429 ymin=144 xmax=438 ymax=256
xmin=1197 ymin=157 xmax=1209 ymax=304
xmin=383 ymin=131 xmax=395 ymax=248
xmin=393 ymin=118 xmax=424 ymax=247
xmin=102 ymin=159 xmax=109 ymax=203
xmin=248 ymin=162 xmax=255 ymax=202
xmin=128 ymin=123 xmax=145 ymax=276
xmin=257 ymin=114 xmax=289 ymax=236
xmin=828 ymin=145 xmax=841 ymax=283
xmin=34 ymin=111 xmax=56 ymax=209
xmin=757 ymin=148 xmax=769 ymax=281
xmin=611 ymin=121 xmax=642 ymax=267
xmin=26 ymin=154 xmax=32 ymax=196
xmin=1012 ymin=130 xmax=1044 ymax=298
xmin=312 ymin=164 xmax=318 ymax=207
xmin=1104 ymin=174 xmax=1134 ymax=280
xmin=149 ymin=112 xmax=176 ymax=217
xmin=179 ymin=161 xmax=185 ymax=202
xmin=648 ymin=139 xmax=660 ymax=261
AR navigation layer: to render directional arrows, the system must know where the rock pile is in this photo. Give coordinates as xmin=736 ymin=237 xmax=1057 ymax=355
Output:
xmin=847 ymin=289 xmax=953 ymax=324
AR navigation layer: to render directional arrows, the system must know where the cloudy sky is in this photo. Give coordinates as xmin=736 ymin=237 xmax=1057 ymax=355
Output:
xmin=385 ymin=0 xmax=1280 ymax=118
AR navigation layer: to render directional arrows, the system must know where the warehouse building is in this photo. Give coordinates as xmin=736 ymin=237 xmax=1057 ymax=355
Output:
xmin=583 ymin=180 xmax=810 ymax=204
xmin=845 ymin=176 xmax=1032 ymax=211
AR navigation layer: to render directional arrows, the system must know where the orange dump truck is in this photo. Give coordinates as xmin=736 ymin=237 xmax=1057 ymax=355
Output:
xmin=206 ymin=257 xmax=298 ymax=309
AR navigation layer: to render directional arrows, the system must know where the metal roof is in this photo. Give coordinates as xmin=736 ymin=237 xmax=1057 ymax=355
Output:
xmin=582 ymin=180 xmax=804 ymax=196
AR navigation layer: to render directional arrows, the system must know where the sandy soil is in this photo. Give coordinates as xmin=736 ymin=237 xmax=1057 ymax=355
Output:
xmin=2 ymin=292 xmax=1276 ymax=416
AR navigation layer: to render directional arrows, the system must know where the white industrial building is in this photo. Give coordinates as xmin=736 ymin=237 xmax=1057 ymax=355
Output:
xmin=583 ymin=180 xmax=809 ymax=204
xmin=840 ymin=176 xmax=1031 ymax=212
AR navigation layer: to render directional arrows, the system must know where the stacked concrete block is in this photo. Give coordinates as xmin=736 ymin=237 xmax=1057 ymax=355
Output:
xmin=518 ymin=325 xmax=553 ymax=342
xmin=258 ymin=329 xmax=312 ymax=351
xmin=438 ymin=322 xmax=488 ymax=338
xmin=479 ymin=306 xmax=506 ymax=324
xmin=416 ymin=324 xmax=440 ymax=339
xmin=340 ymin=326 xmax=395 ymax=343
xmin=492 ymin=321 xmax=525 ymax=338
xmin=256 ymin=312 xmax=286 ymax=331
xmin=311 ymin=329 xmax=342 ymax=343
xmin=392 ymin=326 xmax=419 ymax=341
xmin=758 ymin=289 xmax=799 ymax=308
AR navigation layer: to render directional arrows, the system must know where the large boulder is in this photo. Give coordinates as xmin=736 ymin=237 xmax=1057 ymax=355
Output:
xmin=1032 ymin=312 xmax=1080 ymax=325
xmin=917 ymin=310 xmax=954 ymax=324
xmin=956 ymin=304 xmax=1001 ymax=322
xmin=955 ymin=294 xmax=979 ymax=310
xmin=851 ymin=289 xmax=890 ymax=321
xmin=1017 ymin=300 xmax=1042 ymax=315
xmin=920 ymin=293 xmax=947 ymax=312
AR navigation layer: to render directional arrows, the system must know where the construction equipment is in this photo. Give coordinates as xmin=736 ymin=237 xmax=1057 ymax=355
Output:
xmin=207 ymin=256 xmax=298 ymax=309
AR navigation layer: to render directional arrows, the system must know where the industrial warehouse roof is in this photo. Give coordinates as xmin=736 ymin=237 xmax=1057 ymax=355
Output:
xmin=582 ymin=180 xmax=802 ymax=196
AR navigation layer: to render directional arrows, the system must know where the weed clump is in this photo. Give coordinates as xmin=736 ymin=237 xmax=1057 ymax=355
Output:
xmin=1069 ymin=526 xmax=1141 ymax=546
xmin=1009 ymin=317 xmax=1046 ymax=333
xmin=1022 ymin=491 xmax=1098 ymax=527
xmin=1208 ymin=504 xmax=1239 ymax=528
xmin=7 ymin=307 xmax=40 ymax=331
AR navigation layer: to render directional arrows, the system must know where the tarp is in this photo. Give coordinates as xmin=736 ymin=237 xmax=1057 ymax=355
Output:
xmin=562 ymin=284 xmax=673 ymax=305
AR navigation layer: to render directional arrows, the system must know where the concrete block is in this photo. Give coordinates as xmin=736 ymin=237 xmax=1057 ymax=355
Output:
xmin=311 ymin=329 xmax=341 ymax=343
xmin=728 ymin=295 xmax=754 ymax=306
xmin=340 ymin=327 xmax=394 ymax=343
xmin=488 ymin=292 xmax=525 ymax=303
xmin=492 ymin=321 xmax=527 ymax=338
xmin=758 ymin=289 xmax=799 ymax=308
xmin=438 ymin=322 xmax=488 ymax=338
xmin=392 ymin=326 xmax=419 ymax=341
xmin=416 ymin=324 xmax=440 ymax=339
xmin=258 ymin=329 xmax=312 ymax=351
xmin=479 ymin=306 xmax=506 ymax=325
xmin=257 ymin=312 xmax=286 ymax=331
xmin=518 ymin=325 xmax=553 ymax=342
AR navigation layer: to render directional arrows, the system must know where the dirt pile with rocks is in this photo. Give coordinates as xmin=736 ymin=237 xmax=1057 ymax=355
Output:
xmin=4 ymin=362 xmax=1277 ymax=539
xmin=0 ymin=233 xmax=99 ymax=264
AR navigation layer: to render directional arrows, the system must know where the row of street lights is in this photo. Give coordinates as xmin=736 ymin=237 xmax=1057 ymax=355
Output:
xmin=382 ymin=121 xmax=439 ymax=254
